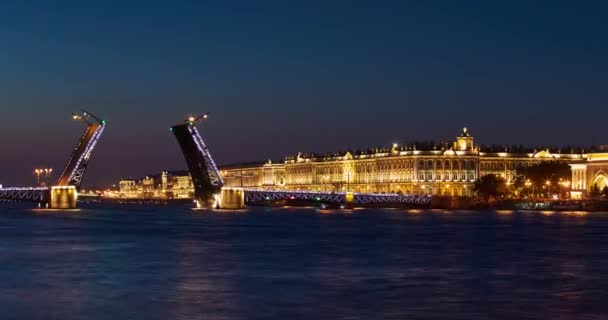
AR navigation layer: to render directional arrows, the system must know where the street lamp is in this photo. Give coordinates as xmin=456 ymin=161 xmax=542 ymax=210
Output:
xmin=34 ymin=169 xmax=42 ymax=185
xmin=34 ymin=168 xmax=53 ymax=186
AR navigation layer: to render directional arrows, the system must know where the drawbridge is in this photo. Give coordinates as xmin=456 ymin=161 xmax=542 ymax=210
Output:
xmin=0 ymin=111 xmax=106 ymax=209
xmin=171 ymin=114 xmax=224 ymax=208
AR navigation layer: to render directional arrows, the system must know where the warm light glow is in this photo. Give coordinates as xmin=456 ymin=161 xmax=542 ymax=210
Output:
xmin=188 ymin=116 xmax=195 ymax=122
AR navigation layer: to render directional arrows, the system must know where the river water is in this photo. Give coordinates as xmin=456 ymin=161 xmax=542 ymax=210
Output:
xmin=0 ymin=204 xmax=607 ymax=319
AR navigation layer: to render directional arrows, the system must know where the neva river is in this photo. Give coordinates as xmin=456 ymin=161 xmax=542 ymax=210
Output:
xmin=0 ymin=205 xmax=607 ymax=320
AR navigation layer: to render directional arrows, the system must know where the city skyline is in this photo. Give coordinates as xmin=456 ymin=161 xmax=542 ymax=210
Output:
xmin=2 ymin=1 xmax=608 ymax=186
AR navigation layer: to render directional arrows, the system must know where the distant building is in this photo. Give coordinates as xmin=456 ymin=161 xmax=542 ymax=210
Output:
xmin=114 ymin=128 xmax=605 ymax=199
xmin=118 ymin=180 xmax=137 ymax=197
xmin=116 ymin=171 xmax=193 ymax=199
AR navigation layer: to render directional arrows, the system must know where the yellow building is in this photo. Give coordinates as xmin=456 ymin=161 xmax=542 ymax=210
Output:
xmin=570 ymin=150 xmax=608 ymax=198
xmin=113 ymin=128 xmax=603 ymax=199
xmin=221 ymin=128 xmax=586 ymax=196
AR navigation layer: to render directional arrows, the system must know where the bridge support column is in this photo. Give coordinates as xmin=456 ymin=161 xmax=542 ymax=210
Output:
xmin=45 ymin=186 xmax=78 ymax=209
xmin=344 ymin=192 xmax=355 ymax=209
xmin=217 ymin=188 xmax=245 ymax=209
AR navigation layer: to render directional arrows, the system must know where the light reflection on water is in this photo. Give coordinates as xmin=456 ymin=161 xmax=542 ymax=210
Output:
xmin=0 ymin=205 xmax=607 ymax=319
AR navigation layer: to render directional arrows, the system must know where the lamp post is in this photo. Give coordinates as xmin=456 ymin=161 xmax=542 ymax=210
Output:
xmin=43 ymin=168 xmax=53 ymax=186
xmin=346 ymin=170 xmax=351 ymax=193
xmin=34 ymin=169 xmax=42 ymax=186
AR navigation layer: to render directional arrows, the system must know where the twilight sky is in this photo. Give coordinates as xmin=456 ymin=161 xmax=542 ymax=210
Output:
xmin=1 ymin=0 xmax=607 ymax=187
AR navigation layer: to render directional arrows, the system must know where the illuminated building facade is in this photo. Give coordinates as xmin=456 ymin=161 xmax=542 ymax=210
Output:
xmin=569 ymin=149 xmax=608 ymax=199
xmin=113 ymin=128 xmax=603 ymax=199
xmin=117 ymin=171 xmax=194 ymax=199
xmin=221 ymin=128 xmax=587 ymax=196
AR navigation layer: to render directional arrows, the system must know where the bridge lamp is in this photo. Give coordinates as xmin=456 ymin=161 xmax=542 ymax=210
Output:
xmin=188 ymin=116 xmax=196 ymax=122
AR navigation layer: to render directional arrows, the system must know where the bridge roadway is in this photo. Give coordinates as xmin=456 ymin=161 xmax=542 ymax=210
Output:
xmin=0 ymin=187 xmax=47 ymax=202
xmin=219 ymin=187 xmax=432 ymax=209
xmin=0 ymin=186 xmax=78 ymax=209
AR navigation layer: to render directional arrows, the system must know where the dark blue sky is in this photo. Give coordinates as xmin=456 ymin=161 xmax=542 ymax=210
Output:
xmin=1 ymin=1 xmax=607 ymax=186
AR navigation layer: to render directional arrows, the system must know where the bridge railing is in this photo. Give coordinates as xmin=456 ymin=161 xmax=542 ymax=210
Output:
xmin=241 ymin=188 xmax=432 ymax=205
xmin=0 ymin=187 xmax=48 ymax=202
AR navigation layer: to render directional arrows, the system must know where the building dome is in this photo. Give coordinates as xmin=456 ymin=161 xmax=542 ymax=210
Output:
xmin=454 ymin=127 xmax=474 ymax=151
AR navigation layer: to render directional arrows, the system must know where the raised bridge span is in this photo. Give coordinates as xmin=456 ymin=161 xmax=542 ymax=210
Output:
xmin=0 ymin=111 xmax=105 ymax=209
xmin=172 ymin=115 xmax=432 ymax=209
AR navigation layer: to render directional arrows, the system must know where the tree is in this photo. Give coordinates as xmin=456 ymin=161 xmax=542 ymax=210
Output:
xmin=474 ymin=174 xmax=508 ymax=201
xmin=590 ymin=184 xmax=601 ymax=199
xmin=516 ymin=161 xmax=571 ymax=197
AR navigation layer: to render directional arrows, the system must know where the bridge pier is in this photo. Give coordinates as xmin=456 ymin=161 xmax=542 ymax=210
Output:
xmin=216 ymin=188 xmax=245 ymax=209
xmin=44 ymin=186 xmax=78 ymax=209
xmin=344 ymin=192 xmax=355 ymax=209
